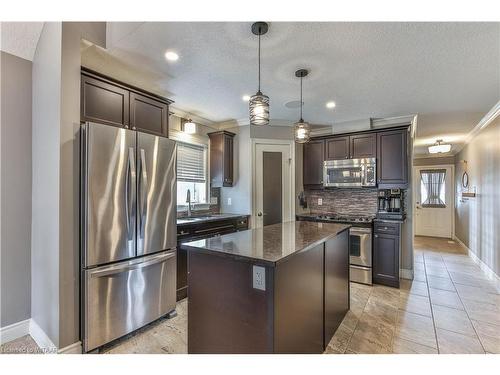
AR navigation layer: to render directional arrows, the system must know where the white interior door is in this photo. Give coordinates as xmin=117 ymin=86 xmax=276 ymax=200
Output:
xmin=414 ymin=165 xmax=454 ymax=238
xmin=253 ymin=141 xmax=294 ymax=229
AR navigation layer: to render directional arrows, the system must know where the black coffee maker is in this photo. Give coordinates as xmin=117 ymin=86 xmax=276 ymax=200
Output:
xmin=377 ymin=189 xmax=406 ymax=220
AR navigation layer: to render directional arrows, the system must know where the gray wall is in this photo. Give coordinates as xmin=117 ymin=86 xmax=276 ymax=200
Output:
xmin=59 ymin=22 xmax=106 ymax=348
xmin=30 ymin=21 xmax=106 ymax=349
xmin=455 ymin=114 xmax=500 ymax=276
xmin=31 ymin=22 xmax=62 ymax=346
xmin=0 ymin=51 xmax=32 ymax=327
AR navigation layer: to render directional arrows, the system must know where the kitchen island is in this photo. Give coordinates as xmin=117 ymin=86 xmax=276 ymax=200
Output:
xmin=181 ymin=220 xmax=350 ymax=354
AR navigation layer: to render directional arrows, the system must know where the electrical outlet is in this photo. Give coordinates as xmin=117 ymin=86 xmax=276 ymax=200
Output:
xmin=318 ymin=198 xmax=323 ymax=206
xmin=227 ymin=197 xmax=232 ymax=206
xmin=253 ymin=265 xmax=266 ymax=291
xmin=210 ymin=196 xmax=218 ymax=205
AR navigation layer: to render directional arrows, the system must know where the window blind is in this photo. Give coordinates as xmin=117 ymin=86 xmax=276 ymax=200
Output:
xmin=177 ymin=142 xmax=206 ymax=183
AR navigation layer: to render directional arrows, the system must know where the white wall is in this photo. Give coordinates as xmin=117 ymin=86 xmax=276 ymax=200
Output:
xmin=31 ymin=22 xmax=62 ymax=347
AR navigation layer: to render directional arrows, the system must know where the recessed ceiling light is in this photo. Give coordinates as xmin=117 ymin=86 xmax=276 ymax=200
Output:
xmin=326 ymin=101 xmax=336 ymax=109
xmin=165 ymin=51 xmax=179 ymax=61
xmin=242 ymin=95 xmax=251 ymax=102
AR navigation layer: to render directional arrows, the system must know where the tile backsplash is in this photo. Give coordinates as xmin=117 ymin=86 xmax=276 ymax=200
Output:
xmin=305 ymin=188 xmax=378 ymax=216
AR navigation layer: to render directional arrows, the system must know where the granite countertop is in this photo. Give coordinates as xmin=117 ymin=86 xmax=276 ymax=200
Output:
xmin=177 ymin=213 xmax=250 ymax=226
xmin=181 ymin=220 xmax=350 ymax=266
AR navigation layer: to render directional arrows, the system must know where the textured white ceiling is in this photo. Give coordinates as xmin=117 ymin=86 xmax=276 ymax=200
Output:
xmin=104 ymin=22 xmax=500 ymax=155
xmin=0 ymin=22 xmax=44 ymax=61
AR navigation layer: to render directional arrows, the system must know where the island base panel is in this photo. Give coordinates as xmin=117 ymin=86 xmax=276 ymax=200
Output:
xmin=274 ymin=243 xmax=324 ymax=353
xmin=187 ymin=252 xmax=274 ymax=354
xmin=324 ymin=231 xmax=350 ymax=348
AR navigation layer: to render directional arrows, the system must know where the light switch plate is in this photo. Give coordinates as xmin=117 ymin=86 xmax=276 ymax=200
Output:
xmin=252 ymin=265 xmax=266 ymax=291
xmin=318 ymin=198 xmax=323 ymax=206
xmin=227 ymin=197 xmax=232 ymax=205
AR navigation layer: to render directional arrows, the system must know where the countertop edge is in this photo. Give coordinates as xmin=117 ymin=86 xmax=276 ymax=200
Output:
xmin=180 ymin=224 xmax=351 ymax=267
xmin=177 ymin=213 xmax=251 ymax=226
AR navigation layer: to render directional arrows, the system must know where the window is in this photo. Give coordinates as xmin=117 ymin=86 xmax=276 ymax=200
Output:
xmin=177 ymin=142 xmax=208 ymax=206
xmin=420 ymin=169 xmax=446 ymax=207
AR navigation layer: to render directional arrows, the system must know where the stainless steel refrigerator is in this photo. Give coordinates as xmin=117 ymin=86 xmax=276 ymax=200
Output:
xmin=81 ymin=122 xmax=177 ymax=352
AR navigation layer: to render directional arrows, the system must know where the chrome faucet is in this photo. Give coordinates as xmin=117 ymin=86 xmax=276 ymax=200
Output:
xmin=186 ymin=189 xmax=192 ymax=217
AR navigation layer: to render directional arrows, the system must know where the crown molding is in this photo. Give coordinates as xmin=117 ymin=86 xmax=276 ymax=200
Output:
xmin=464 ymin=100 xmax=500 ymax=144
xmin=168 ymin=106 xmax=216 ymax=129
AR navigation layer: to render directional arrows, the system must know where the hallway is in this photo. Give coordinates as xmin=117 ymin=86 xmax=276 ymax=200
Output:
xmin=325 ymin=236 xmax=500 ymax=354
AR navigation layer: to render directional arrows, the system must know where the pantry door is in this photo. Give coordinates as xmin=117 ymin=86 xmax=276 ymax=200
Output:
xmin=252 ymin=139 xmax=295 ymax=229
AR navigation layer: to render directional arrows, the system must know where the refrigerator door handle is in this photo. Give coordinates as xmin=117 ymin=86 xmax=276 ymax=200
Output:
xmin=89 ymin=251 xmax=175 ymax=278
xmin=139 ymin=148 xmax=148 ymax=243
xmin=125 ymin=147 xmax=136 ymax=240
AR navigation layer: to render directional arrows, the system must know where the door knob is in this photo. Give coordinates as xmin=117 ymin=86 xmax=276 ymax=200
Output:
xmin=257 ymin=212 xmax=263 ymax=217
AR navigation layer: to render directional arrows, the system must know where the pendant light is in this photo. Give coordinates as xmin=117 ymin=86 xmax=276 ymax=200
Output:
xmin=249 ymin=22 xmax=270 ymax=126
xmin=294 ymin=69 xmax=311 ymax=143
xmin=182 ymin=118 xmax=196 ymax=134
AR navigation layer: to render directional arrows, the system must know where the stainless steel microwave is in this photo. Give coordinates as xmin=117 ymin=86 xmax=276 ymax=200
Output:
xmin=323 ymin=158 xmax=376 ymax=188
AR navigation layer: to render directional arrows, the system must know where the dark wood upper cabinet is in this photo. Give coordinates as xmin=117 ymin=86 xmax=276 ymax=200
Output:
xmin=208 ymin=131 xmax=235 ymax=187
xmin=303 ymin=140 xmax=325 ymax=186
xmin=325 ymin=137 xmax=350 ymax=160
xmin=81 ymin=69 xmax=172 ymax=137
xmin=81 ymin=74 xmax=129 ymax=127
xmin=377 ymin=129 xmax=408 ymax=188
xmin=373 ymin=221 xmax=400 ymax=288
xmin=130 ymin=92 xmax=169 ymax=136
xmin=350 ymin=133 xmax=376 ymax=159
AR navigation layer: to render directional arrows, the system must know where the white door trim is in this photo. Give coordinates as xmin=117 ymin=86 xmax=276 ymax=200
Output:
xmin=413 ymin=164 xmax=455 ymax=238
xmin=251 ymin=138 xmax=295 ymax=228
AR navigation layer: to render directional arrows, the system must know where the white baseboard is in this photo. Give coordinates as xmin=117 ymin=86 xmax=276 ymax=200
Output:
xmin=400 ymin=268 xmax=414 ymax=280
xmin=1 ymin=318 xmax=58 ymax=353
xmin=58 ymin=341 xmax=82 ymax=354
xmin=0 ymin=319 xmax=30 ymax=345
xmin=454 ymin=236 xmax=500 ymax=287
xmin=29 ymin=319 xmax=57 ymax=353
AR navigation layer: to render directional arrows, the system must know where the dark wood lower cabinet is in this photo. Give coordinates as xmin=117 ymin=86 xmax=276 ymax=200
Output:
xmin=373 ymin=221 xmax=401 ymax=288
xmin=176 ymin=216 xmax=249 ymax=301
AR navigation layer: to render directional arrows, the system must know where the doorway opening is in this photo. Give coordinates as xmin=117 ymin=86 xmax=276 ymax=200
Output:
xmin=413 ymin=165 xmax=455 ymax=238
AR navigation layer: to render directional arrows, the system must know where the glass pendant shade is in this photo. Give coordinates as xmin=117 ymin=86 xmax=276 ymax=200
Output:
xmin=428 ymin=140 xmax=451 ymax=154
xmin=294 ymin=120 xmax=311 ymax=143
xmin=249 ymin=91 xmax=270 ymax=126
xmin=182 ymin=119 xmax=197 ymax=134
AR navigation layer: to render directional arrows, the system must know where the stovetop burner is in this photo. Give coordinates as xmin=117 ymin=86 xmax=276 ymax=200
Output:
xmin=315 ymin=214 xmax=375 ymax=223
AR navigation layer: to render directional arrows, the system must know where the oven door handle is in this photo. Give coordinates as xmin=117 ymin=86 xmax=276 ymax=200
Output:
xmin=349 ymin=227 xmax=372 ymax=234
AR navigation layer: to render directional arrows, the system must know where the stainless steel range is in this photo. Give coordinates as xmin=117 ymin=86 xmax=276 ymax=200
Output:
xmin=297 ymin=214 xmax=374 ymax=285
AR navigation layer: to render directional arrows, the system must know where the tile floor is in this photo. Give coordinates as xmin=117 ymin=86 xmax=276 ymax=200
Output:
xmin=2 ymin=236 xmax=499 ymax=354
xmin=325 ymin=236 xmax=500 ymax=354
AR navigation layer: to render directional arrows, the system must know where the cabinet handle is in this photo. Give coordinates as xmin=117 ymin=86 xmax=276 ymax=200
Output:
xmin=374 ymin=234 xmax=378 ymax=238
